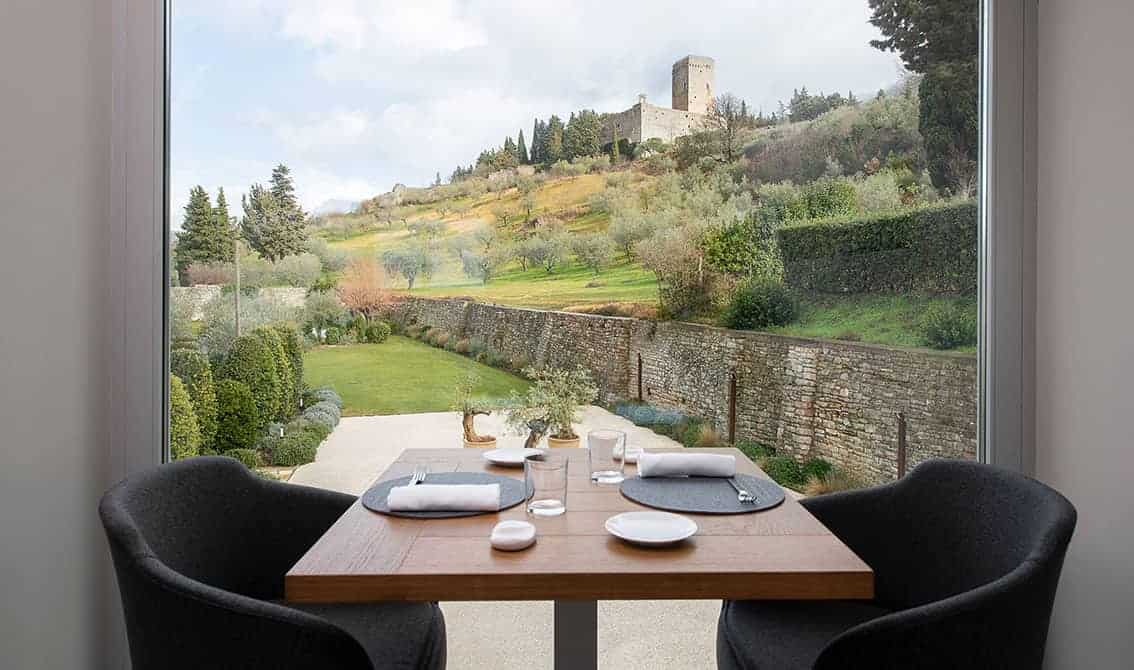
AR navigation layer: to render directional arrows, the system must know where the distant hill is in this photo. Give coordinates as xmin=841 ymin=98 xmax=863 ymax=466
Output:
xmin=312 ymin=198 xmax=360 ymax=216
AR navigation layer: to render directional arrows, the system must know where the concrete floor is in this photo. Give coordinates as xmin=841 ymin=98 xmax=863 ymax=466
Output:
xmin=291 ymin=406 xmax=720 ymax=670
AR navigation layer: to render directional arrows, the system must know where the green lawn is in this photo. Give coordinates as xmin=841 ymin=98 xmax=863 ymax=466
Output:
xmin=769 ymin=293 xmax=978 ymax=351
xmin=413 ymin=258 xmax=658 ymax=309
xmin=303 ymin=337 xmax=530 ymax=416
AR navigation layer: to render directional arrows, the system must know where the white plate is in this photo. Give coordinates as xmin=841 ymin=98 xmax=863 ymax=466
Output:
xmin=604 ymin=511 xmax=698 ymax=546
xmin=483 ymin=447 xmax=543 ymax=467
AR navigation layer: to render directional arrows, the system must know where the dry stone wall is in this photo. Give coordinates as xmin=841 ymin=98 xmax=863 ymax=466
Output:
xmin=388 ymin=297 xmax=977 ymax=484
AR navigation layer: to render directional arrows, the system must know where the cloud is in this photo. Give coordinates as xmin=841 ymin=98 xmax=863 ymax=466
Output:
xmin=172 ymin=0 xmax=907 ymax=220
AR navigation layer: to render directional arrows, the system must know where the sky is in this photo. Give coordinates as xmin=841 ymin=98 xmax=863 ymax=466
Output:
xmin=170 ymin=0 xmax=903 ymax=223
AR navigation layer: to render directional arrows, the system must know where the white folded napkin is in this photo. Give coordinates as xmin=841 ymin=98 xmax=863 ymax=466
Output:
xmin=387 ymin=484 xmax=501 ymax=512
xmin=637 ymin=452 xmax=736 ymax=478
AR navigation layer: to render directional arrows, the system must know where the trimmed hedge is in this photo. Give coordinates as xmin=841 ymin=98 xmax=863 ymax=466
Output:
xmin=169 ymin=375 xmax=201 ymax=460
xmin=252 ymin=326 xmax=294 ymax=421
xmin=776 ymin=201 xmax=977 ymax=294
xmin=223 ymin=448 xmax=261 ymax=469
xmin=214 ymin=379 xmax=260 ymax=451
xmin=170 ymin=349 xmax=218 ymax=452
xmin=218 ymin=335 xmax=280 ymax=430
xmin=271 ymin=323 xmax=304 ymax=410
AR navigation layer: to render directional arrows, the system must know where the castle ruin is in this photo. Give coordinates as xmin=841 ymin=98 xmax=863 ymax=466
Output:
xmin=600 ymin=55 xmax=715 ymax=147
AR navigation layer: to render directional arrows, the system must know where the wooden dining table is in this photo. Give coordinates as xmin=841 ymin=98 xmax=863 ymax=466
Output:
xmin=286 ymin=447 xmax=874 ymax=669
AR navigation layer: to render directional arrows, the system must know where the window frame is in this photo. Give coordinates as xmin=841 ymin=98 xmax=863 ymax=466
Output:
xmin=104 ymin=1 xmax=1037 ymax=666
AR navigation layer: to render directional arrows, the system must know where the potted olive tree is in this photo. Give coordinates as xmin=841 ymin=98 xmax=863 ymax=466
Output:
xmin=506 ymin=365 xmax=599 ymax=448
xmin=453 ymin=372 xmax=498 ymax=448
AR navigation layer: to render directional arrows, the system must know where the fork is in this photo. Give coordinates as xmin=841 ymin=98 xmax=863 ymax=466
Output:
xmin=407 ymin=466 xmax=428 ymax=486
xmin=726 ymin=477 xmax=756 ymax=504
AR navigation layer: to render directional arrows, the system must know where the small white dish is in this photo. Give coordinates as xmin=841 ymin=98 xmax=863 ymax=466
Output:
xmin=483 ymin=447 xmax=542 ymax=467
xmin=604 ymin=511 xmax=698 ymax=546
xmin=490 ymin=520 xmax=537 ymax=551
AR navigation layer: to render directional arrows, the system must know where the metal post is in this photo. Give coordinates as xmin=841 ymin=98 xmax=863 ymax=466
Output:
xmin=897 ymin=411 xmax=908 ymax=478
xmin=636 ymin=353 xmax=643 ymax=402
xmin=234 ymin=237 xmax=242 ymax=338
xmin=728 ymin=371 xmax=737 ymax=444
xmin=554 ymin=600 xmax=597 ymax=670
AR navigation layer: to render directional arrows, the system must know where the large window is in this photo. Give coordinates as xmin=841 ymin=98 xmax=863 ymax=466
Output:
xmin=166 ymin=0 xmax=982 ymax=665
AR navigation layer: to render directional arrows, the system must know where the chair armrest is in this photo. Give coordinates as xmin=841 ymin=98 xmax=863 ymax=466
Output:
xmin=251 ymin=478 xmax=357 ymax=596
xmin=128 ymin=554 xmax=373 ymax=669
xmin=801 ymin=481 xmax=898 ymax=549
xmin=814 ymin=564 xmax=1048 ymax=669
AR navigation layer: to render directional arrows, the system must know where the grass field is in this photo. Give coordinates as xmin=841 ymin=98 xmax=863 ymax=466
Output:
xmin=414 ymin=258 xmax=658 ymax=309
xmin=771 ymin=294 xmax=978 ymax=351
xmin=303 ymin=337 xmax=529 ymax=416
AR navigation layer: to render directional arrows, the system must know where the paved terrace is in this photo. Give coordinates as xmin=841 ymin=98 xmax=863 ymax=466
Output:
xmin=291 ymin=405 xmax=721 ymax=670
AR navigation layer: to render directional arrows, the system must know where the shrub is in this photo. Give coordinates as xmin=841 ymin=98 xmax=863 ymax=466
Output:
xmin=302 ymin=408 xmax=338 ymax=431
xmin=802 ymin=458 xmax=834 ymax=481
xmin=224 ymin=448 xmax=261 ymax=469
xmin=735 ymin=441 xmax=774 ymax=463
xmin=214 ymin=380 xmax=260 ymax=452
xmin=324 ymin=326 xmax=344 ymax=345
xmin=802 ymin=177 xmax=858 ymax=220
xmin=302 ymin=290 xmax=349 ymax=340
xmin=762 ymin=456 xmax=806 ymax=488
xmin=169 ymin=375 xmax=201 ymax=460
xmin=803 ymin=467 xmax=866 ymax=496
xmin=678 ymin=417 xmax=723 ymax=448
xmin=723 ymin=280 xmax=799 ymax=330
xmin=199 ymin=292 xmax=302 ymax=357
xmin=270 ymin=434 xmax=319 ymax=467
xmin=271 ymin=253 xmax=323 ymax=288
xmin=268 ymin=418 xmax=332 ymax=466
xmin=217 ymin=335 xmax=279 ymax=430
xmin=305 ymin=237 xmax=350 ymax=273
xmin=433 ymin=332 xmax=450 ymax=348
xmin=454 ymin=337 xmax=471 ymax=354
xmin=271 ymin=323 xmax=304 ymax=408
xmin=304 ymin=386 xmax=343 ymax=409
xmin=252 ymin=326 xmax=294 ymax=421
xmin=776 ymin=202 xmax=978 ymax=294
xmin=309 ymin=400 xmax=341 ymax=420
xmin=920 ymin=301 xmax=978 ymax=349
xmin=186 ymin=262 xmax=233 ymax=286
xmin=364 ymin=321 xmax=391 ymax=344
xmin=612 ymin=402 xmax=687 ymax=428
xmin=170 ymin=349 xmax=218 ymax=452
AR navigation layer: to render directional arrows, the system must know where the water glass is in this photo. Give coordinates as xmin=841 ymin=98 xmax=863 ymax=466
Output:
xmin=524 ymin=452 xmax=568 ymax=517
xmin=588 ymin=429 xmax=626 ymax=484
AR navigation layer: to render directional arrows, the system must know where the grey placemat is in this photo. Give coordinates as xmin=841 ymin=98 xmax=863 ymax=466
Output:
xmin=620 ymin=474 xmax=786 ymax=514
xmin=361 ymin=472 xmax=526 ymax=518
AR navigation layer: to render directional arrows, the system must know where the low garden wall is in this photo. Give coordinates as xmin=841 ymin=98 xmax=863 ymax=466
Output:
xmin=388 ymin=297 xmax=978 ymax=484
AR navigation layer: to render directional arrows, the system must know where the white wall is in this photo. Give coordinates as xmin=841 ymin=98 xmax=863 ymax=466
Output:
xmin=1036 ymin=0 xmax=1134 ymax=666
xmin=0 ymin=0 xmax=115 ymax=667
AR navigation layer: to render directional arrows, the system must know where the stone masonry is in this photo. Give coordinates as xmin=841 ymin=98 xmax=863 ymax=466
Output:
xmin=387 ymin=297 xmax=978 ymax=485
xmin=599 ymin=55 xmax=715 ymax=146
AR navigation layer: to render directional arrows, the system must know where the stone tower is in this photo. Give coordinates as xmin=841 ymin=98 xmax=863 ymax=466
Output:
xmin=672 ymin=55 xmax=715 ymax=115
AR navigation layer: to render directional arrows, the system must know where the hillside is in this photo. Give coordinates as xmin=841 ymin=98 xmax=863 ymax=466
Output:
xmin=311 ymin=170 xmax=660 ymax=309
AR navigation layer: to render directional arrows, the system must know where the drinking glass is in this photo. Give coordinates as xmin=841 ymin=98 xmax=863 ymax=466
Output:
xmin=524 ymin=452 xmax=568 ymax=517
xmin=588 ymin=429 xmax=626 ymax=484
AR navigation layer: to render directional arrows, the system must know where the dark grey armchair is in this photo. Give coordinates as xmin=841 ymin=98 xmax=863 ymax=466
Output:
xmin=100 ymin=456 xmax=446 ymax=669
xmin=717 ymin=459 xmax=1076 ymax=670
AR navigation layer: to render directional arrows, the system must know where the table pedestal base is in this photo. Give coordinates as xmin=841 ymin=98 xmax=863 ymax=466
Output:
xmin=554 ymin=599 xmax=597 ymax=670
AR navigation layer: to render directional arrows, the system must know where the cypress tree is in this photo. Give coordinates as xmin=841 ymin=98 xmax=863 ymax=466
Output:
xmin=517 ymin=130 xmax=529 ymax=164
xmin=531 ymin=119 xmax=543 ymax=164
xmin=174 ymin=185 xmax=232 ymax=285
xmin=241 ymin=166 xmax=308 ymax=262
xmin=213 ymin=187 xmax=236 ymax=262
xmin=504 ymin=135 xmax=517 ymax=159
xmin=545 ymin=115 xmax=565 ymax=164
xmin=611 ymin=126 xmax=621 ymax=162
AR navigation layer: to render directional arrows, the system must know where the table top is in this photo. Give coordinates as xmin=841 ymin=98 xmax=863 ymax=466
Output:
xmin=285 ymin=448 xmax=873 ymax=603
